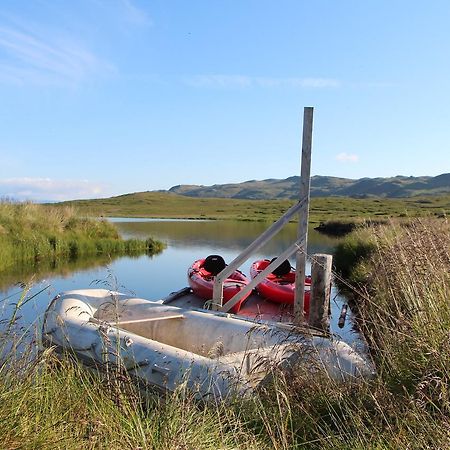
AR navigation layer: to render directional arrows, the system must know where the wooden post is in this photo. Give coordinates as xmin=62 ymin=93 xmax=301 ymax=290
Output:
xmin=294 ymin=107 xmax=313 ymax=325
xmin=308 ymin=253 xmax=332 ymax=331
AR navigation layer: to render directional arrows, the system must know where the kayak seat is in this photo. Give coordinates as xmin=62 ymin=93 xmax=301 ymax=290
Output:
xmin=202 ymin=254 xmax=226 ymax=275
xmin=270 ymin=257 xmax=292 ymax=277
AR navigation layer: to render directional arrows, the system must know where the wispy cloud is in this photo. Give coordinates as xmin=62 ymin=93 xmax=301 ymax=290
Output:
xmin=351 ymin=81 xmax=398 ymax=88
xmin=0 ymin=178 xmax=106 ymax=202
xmin=0 ymin=16 xmax=114 ymax=86
xmin=335 ymin=152 xmax=359 ymax=163
xmin=118 ymin=0 xmax=152 ymax=26
xmin=184 ymin=75 xmax=340 ymax=89
xmin=256 ymin=77 xmax=340 ymax=88
xmin=185 ymin=75 xmax=252 ymax=88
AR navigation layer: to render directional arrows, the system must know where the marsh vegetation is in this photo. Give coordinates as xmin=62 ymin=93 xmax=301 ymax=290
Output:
xmin=1 ymin=216 xmax=448 ymax=448
xmin=0 ymin=201 xmax=165 ymax=288
xmin=58 ymin=191 xmax=450 ymax=225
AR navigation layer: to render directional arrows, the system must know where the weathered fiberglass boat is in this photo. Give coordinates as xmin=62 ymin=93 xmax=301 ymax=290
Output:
xmin=250 ymin=259 xmax=312 ymax=312
xmin=42 ymin=288 xmax=374 ymax=399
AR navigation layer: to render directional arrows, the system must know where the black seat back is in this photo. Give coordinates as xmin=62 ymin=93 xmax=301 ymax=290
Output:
xmin=270 ymin=257 xmax=292 ymax=277
xmin=202 ymin=254 xmax=226 ymax=275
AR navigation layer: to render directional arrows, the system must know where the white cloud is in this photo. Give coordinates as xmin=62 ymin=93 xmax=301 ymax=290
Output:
xmin=335 ymin=152 xmax=359 ymax=163
xmin=0 ymin=17 xmax=114 ymax=86
xmin=184 ymin=75 xmax=340 ymax=89
xmin=0 ymin=178 xmax=106 ymax=202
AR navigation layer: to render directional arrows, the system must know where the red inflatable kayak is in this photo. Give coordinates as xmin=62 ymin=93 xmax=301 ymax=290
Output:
xmin=250 ymin=259 xmax=311 ymax=312
xmin=187 ymin=255 xmax=251 ymax=314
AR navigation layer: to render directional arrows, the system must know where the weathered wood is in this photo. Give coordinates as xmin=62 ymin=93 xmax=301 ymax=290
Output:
xmin=294 ymin=107 xmax=314 ymax=324
xmin=308 ymin=253 xmax=332 ymax=331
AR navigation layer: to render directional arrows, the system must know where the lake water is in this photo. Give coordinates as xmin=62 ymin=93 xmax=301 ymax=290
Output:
xmin=0 ymin=219 xmax=362 ymax=349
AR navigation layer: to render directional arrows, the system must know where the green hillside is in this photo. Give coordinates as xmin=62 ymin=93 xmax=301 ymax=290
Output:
xmin=57 ymin=191 xmax=450 ymax=224
xmin=168 ymin=173 xmax=450 ymax=199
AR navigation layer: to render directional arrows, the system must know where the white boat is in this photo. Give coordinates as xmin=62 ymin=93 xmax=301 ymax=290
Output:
xmin=42 ymin=288 xmax=374 ymax=399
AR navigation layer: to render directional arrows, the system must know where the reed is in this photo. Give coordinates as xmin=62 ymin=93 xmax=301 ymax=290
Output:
xmin=1 ymin=217 xmax=449 ymax=448
xmin=1 ymin=345 xmax=448 ymax=449
xmin=347 ymin=219 xmax=450 ymax=399
xmin=0 ymin=344 xmax=262 ymax=449
xmin=0 ymin=201 xmax=165 ymax=276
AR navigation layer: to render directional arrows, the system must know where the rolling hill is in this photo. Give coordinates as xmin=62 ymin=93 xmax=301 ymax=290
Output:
xmin=167 ymin=173 xmax=450 ymax=199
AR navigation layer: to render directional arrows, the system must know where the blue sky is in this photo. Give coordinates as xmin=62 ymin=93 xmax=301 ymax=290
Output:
xmin=0 ymin=0 xmax=449 ymax=201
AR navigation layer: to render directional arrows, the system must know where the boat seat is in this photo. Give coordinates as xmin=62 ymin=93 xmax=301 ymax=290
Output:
xmin=115 ymin=313 xmax=185 ymax=325
xmin=90 ymin=309 xmax=185 ymax=326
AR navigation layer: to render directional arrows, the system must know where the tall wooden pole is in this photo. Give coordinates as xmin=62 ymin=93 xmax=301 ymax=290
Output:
xmin=294 ymin=107 xmax=313 ymax=325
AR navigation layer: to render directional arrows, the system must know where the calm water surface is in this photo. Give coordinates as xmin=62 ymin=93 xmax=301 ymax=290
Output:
xmin=0 ymin=219 xmax=362 ymax=348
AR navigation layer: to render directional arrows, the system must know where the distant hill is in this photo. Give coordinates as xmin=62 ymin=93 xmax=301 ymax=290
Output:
xmin=168 ymin=174 xmax=450 ymax=199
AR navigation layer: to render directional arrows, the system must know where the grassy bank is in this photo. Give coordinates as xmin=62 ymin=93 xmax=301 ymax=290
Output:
xmin=58 ymin=191 xmax=450 ymax=225
xmin=331 ymin=218 xmax=450 ymax=445
xmin=1 ymin=215 xmax=449 ymax=448
xmin=334 ymin=218 xmax=450 ymax=385
xmin=0 ymin=201 xmax=165 ymax=277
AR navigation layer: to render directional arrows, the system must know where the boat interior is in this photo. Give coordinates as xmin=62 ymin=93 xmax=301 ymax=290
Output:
xmin=90 ymin=289 xmax=308 ymax=372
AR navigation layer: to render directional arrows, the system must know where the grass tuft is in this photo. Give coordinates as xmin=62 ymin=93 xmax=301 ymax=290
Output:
xmin=0 ymin=201 xmax=165 ymax=287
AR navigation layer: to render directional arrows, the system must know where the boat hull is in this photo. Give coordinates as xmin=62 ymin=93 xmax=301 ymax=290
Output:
xmin=41 ymin=289 xmax=374 ymax=399
xmin=187 ymin=258 xmax=251 ymax=313
xmin=250 ymin=259 xmax=311 ymax=312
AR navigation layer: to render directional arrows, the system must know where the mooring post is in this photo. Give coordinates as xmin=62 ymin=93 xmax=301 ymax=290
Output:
xmin=308 ymin=253 xmax=332 ymax=331
xmin=294 ymin=107 xmax=313 ymax=325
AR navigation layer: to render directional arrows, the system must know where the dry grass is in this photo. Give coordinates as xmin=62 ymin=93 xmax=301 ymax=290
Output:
xmin=355 ymin=219 xmax=450 ymax=404
xmin=1 ymin=217 xmax=449 ymax=448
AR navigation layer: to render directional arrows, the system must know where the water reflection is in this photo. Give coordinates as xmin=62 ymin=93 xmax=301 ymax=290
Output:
xmin=0 ymin=253 xmax=136 ymax=292
xmin=113 ymin=219 xmax=340 ymax=254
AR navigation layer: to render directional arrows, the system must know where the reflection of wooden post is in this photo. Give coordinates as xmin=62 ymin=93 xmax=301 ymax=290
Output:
xmin=294 ymin=107 xmax=313 ymax=325
xmin=308 ymin=253 xmax=332 ymax=331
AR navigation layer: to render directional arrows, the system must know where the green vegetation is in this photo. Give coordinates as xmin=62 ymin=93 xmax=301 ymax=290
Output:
xmin=0 ymin=201 xmax=165 ymax=284
xmin=331 ymin=218 xmax=450 ymax=446
xmin=333 ymin=228 xmax=376 ymax=280
xmin=58 ymin=191 xmax=450 ymax=225
xmin=59 ymin=191 xmax=294 ymax=222
xmin=1 ymin=217 xmax=448 ymax=448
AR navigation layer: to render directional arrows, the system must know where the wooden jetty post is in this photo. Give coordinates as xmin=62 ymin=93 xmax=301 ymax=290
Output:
xmin=294 ymin=107 xmax=313 ymax=325
xmin=308 ymin=253 xmax=333 ymax=331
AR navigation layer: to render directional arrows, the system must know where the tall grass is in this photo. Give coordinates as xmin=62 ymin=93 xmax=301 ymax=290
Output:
xmin=1 ymin=217 xmax=449 ymax=448
xmin=0 ymin=201 xmax=165 ymax=277
xmin=348 ymin=219 xmax=450 ymax=402
xmin=0 ymin=345 xmax=263 ymax=449
xmin=2 ymin=348 xmax=448 ymax=449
